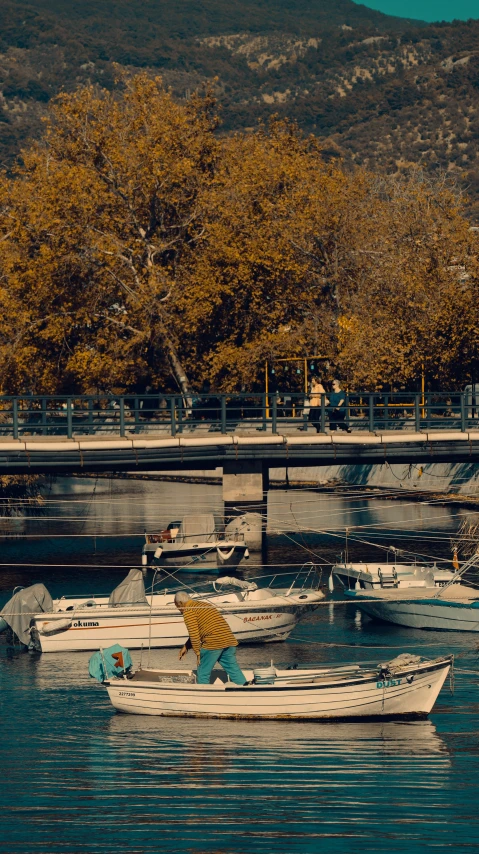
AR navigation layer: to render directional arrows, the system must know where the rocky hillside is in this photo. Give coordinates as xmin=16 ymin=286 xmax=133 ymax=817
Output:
xmin=1 ymin=1 xmax=479 ymax=214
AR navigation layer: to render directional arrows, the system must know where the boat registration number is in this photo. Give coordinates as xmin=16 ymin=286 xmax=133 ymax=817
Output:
xmin=376 ymin=679 xmax=402 ymax=689
xmin=118 ymin=691 xmax=136 ymax=697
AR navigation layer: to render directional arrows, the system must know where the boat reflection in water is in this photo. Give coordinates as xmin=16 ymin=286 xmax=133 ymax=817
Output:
xmin=108 ymin=713 xmax=449 ymax=758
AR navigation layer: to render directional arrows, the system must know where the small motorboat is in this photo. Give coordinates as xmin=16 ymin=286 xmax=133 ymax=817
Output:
xmin=142 ymin=513 xmax=249 ymax=571
xmin=345 ymin=584 xmax=479 ymax=631
xmin=1 ymin=566 xmax=325 ymax=652
xmin=94 ymin=647 xmax=452 ymax=720
xmin=331 ymin=556 xmax=456 ymax=592
xmin=344 ymin=551 xmax=479 ymax=632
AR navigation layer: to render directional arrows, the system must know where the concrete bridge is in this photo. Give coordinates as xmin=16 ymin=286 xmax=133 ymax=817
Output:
xmin=1 ymin=429 xmax=479 ymax=475
xmin=1 ymin=391 xmax=478 ymax=543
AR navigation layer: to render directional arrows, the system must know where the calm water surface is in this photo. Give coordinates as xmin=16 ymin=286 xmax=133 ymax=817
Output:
xmin=1 ymin=479 xmax=479 ymax=853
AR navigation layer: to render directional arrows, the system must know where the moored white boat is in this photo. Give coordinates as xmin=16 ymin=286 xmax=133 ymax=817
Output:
xmin=344 ymin=549 xmax=479 ymax=632
xmin=142 ymin=513 xmax=248 ymax=571
xmin=346 ymin=585 xmax=479 ymax=631
xmin=102 ymin=653 xmax=452 ymax=720
xmin=332 ymin=559 xmax=456 ymax=591
xmin=0 ymin=567 xmax=324 ymax=652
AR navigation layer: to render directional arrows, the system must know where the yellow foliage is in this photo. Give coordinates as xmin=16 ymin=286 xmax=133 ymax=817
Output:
xmin=0 ymin=72 xmax=477 ymax=395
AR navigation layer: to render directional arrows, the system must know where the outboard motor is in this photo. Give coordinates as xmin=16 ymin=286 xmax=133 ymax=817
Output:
xmin=0 ymin=584 xmax=53 ymax=647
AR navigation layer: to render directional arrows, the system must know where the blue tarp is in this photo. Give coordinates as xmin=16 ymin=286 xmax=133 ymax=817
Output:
xmin=88 ymin=644 xmax=133 ymax=683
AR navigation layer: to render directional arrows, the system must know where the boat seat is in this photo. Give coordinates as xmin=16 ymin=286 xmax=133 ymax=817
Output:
xmin=131 ymin=669 xmax=195 ymax=684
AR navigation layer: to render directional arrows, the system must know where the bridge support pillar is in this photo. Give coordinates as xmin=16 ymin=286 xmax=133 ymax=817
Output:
xmin=223 ymin=462 xmax=269 ymax=553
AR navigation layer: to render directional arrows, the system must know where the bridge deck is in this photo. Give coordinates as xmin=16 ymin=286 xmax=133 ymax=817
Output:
xmin=1 ymin=429 xmax=478 ymax=473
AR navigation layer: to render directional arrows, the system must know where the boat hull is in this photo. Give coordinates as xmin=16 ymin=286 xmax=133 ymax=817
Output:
xmin=33 ymin=591 xmax=322 ymax=652
xmin=142 ymin=543 xmax=247 ymax=571
xmin=105 ymin=659 xmax=451 ymax=720
xmin=355 ymin=597 xmax=479 ymax=632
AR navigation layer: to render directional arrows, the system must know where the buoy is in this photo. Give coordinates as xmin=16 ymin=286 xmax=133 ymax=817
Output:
xmin=354 ymin=578 xmax=360 ymax=591
xmin=141 ymin=553 xmax=148 ymax=566
xmin=328 ymin=573 xmax=334 ymax=592
xmin=154 ymin=547 xmax=163 ymax=560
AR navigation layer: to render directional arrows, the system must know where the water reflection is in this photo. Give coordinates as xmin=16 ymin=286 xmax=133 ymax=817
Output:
xmin=108 ymin=714 xmax=449 ymax=758
xmin=2 ymin=479 xmax=479 ymax=853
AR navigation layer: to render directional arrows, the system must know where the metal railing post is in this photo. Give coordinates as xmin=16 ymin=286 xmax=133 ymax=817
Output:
xmin=320 ymin=393 xmax=326 ymax=433
xmin=67 ymin=398 xmax=73 ymax=439
xmin=415 ymin=394 xmax=420 ymax=431
xmin=461 ymin=393 xmax=466 ymax=432
xmin=119 ymin=398 xmax=125 ymax=437
xmin=13 ymin=398 xmax=18 ymax=439
xmin=170 ymin=396 xmax=176 ymax=437
xmin=262 ymin=394 xmax=267 ymax=431
xmin=41 ymin=397 xmax=47 ymax=434
xmin=88 ymin=398 xmax=94 ymax=435
xmin=177 ymin=397 xmax=183 ymax=434
xmin=221 ymin=396 xmax=226 ymax=434
xmin=272 ymin=394 xmax=277 ymax=434
xmin=134 ymin=397 xmax=140 ymax=433
xmin=369 ymin=394 xmax=374 ymax=432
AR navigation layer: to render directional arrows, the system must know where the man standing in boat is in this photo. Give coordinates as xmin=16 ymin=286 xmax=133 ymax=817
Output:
xmin=174 ymin=591 xmax=247 ymax=685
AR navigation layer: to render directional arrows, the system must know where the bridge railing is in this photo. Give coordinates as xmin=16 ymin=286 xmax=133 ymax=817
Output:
xmin=0 ymin=391 xmax=475 ymax=437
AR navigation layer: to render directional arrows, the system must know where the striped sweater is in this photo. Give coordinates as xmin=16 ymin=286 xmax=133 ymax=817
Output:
xmin=182 ymin=599 xmax=238 ymax=654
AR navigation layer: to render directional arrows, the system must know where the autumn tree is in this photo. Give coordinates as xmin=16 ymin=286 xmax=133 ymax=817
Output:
xmin=0 ymin=72 xmax=219 ymax=395
xmin=0 ymin=72 xmax=477 ymax=397
xmin=335 ymin=172 xmax=479 ymax=389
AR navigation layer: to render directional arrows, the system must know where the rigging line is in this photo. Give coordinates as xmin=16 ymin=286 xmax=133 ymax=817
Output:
xmin=7 ymin=596 xmax=474 ymax=620
xmin=227 ymin=505 xmax=459 ymax=564
xmin=267 ymin=506 xmax=469 ymax=533
xmin=240 ymin=498 xmax=468 ymax=526
xmin=263 ymin=512 xmax=458 ymax=566
xmin=286 ymin=636 xmax=472 ymax=649
xmin=0 ymin=561 xmax=321 ymax=569
xmin=264 ymin=503 xmax=464 ymax=533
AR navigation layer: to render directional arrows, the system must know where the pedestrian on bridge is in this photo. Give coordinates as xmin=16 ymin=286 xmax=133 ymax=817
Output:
xmin=308 ymin=379 xmax=328 ymax=433
xmin=328 ymin=379 xmax=351 ymax=432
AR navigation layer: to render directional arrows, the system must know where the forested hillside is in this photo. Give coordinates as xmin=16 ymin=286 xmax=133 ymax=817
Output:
xmin=1 ymin=1 xmax=479 ymax=213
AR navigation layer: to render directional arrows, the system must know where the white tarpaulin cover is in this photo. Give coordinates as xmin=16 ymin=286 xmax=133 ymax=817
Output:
xmin=181 ymin=514 xmax=216 ymax=541
xmin=1 ymin=584 xmax=53 ymax=645
xmin=109 ymin=569 xmax=148 ymax=607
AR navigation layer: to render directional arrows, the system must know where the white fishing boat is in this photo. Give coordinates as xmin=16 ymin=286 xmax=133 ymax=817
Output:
xmin=98 ymin=650 xmax=452 ymax=720
xmin=344 ymin=549 xmax=479 ymax=632
xmin=142 ymin=513 xmax=249 ymax=571
xmin=1 ymin=567 xmax=324 ymax=652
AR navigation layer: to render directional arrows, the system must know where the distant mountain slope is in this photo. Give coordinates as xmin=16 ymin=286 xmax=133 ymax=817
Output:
xmin=2 ymin=1 xmax=479 ymax=216
xmin=1 ymin=0 xmax=413 ymax=45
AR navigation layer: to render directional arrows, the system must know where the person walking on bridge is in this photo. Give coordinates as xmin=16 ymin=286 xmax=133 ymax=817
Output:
xmin=175 ymin=591 xmax=246 ymax=685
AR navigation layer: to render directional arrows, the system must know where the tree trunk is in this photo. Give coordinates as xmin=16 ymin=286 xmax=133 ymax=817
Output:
xmin=157 ymin=317 xmax=191 ymax=398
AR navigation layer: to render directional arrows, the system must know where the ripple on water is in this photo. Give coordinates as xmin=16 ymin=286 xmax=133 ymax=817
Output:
xmin=1 ymin=480 xmax=479 ymax=852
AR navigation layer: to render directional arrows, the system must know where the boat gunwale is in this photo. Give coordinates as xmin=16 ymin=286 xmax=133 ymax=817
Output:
xmin=33 ymin=597 xmax=321 ymax=624
xmin=105 ymin=657 xmax=452 ymax=693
